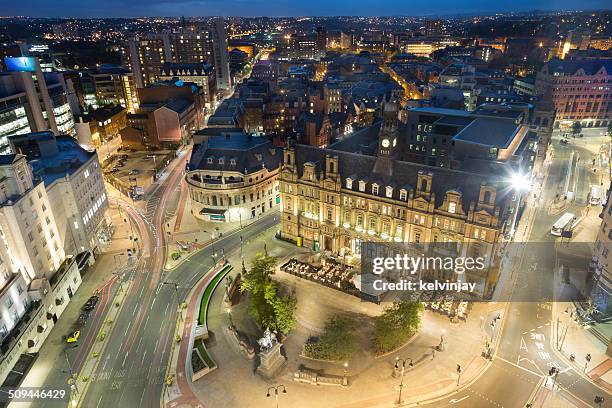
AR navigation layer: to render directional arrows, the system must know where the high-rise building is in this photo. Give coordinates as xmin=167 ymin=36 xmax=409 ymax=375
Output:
xmin=0 ymin=57 xmax=75 ymax=154
xmin=535 ymin=59 xmax=612 ymax=129
xmin=122 ymin=29 xmax=217 ymax=90
xmin=77 ymin=66 xmax=139 ymax=113
xmin=212 ymin=19 xmax=232 ymax=92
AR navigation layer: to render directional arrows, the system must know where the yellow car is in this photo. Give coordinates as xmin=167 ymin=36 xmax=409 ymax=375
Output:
xmin=66 ymin=330 xmax=80 ymax=343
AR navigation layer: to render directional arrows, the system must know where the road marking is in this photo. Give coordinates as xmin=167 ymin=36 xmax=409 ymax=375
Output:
xmin=122 ymin=351 xmax=129 ymax=367
xmin=520 ymin=336 xmax=528 ymax=352
xmin=95 ymin=395 xmax=103 ymax=408
xmin=449 ymin=395 xmax=470 ymax=404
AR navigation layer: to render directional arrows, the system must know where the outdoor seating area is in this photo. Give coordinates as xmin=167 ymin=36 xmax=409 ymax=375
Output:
xmin=280 ymin=258 xmax=357 ymax=294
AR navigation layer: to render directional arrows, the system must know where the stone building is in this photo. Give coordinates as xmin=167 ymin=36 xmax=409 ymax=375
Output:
xmin=186 ymin=129 xmax=282 ymax=222
xmin=278 ymin=105 xmax=527 ymax=298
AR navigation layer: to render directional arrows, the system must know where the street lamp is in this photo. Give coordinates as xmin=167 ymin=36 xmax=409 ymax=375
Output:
xmin=266 ymin=385 xmax=287 ymax=408
xmin=394 ymin=357 xmax=413 ymax=405
xmin=63 ymin=345 xmax=79 ymax=394
xmin=438 ymin=329 xmax=446 ymax=351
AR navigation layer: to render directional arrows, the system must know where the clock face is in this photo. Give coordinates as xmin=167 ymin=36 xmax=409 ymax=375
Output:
xmin=381 ymin=138 xmax=390 ymax=148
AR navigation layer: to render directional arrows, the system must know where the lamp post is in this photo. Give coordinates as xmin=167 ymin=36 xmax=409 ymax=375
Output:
xmin=394 ymin=357 xmax=413 ymax=405
xmin=63 ymin=345 xmax=79 ymax=393
xmin=266 ymin=385 xmax=287 ymax=408
xmin=438 ymin=329 xmax=446 ymax=351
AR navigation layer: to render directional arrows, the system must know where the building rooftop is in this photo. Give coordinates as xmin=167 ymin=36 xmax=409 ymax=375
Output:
xmin=9 ymin=133 xmax=95 ymax=186
xmin=452 ymin=117 xmax=520 ymax=148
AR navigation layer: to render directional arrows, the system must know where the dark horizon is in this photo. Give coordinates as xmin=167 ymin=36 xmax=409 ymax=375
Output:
xmin=1 ymin=0 xmax=610 ymax=19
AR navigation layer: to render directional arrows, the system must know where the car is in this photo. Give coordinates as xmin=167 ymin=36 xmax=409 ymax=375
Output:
xmin=128 ymin=169 xmax=140 ymax=175
xmin=109 ymin=168 xmax=119 ymax=174
xmin=78 ymin=312 xmax=89 ymax=325
xmin=87 ymin=295 xmax=99 ymax=305
xmin=120 ymin=154 xmax=129 ymax=159
xmin=83 ymin=302 xmax=95 ymax=311
xmin=145 ymin=154 xmax=156 ymax=159
xmin=66 ymin=330 xmax=80 ymax=343
xmin=560 ymin=139 xmax=570 ymax=145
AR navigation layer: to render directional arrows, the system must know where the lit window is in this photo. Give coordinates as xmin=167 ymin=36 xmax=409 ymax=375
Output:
xmin=448 ymin=202 xmax=456 ymax=214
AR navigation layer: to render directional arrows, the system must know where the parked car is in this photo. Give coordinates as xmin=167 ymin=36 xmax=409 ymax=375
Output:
xmin=87 ymin=295 xmax=99 ymax=306
xmin=78 ymin=312 xmax=89 ymax=325
xmin=119 ymin=154 xmax=129 ymax=159
xmin=128 ymin=169 xmax=140 ymax=175
xmin=66 ymin=330 xmax=80 ymax=343
xmin=82 ymin=302 xmax=95 ymax=312
xmin=560 ymin=139 xmax=570 ymax=145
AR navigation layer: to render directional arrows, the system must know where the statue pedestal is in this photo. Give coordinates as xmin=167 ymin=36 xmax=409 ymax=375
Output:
xmin=256 ymin=342 xmax=286 ymax=379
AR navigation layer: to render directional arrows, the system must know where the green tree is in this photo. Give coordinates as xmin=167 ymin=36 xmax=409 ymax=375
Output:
xmin=240 ymin=254 xmax=297 ymax=336
xmin=303 ymin=315 xmax=356 ymax=360
xmin=374 ymin=301 xmax=423 ymax=354
xmin=571 ymin=121 xmax=582 ymax=135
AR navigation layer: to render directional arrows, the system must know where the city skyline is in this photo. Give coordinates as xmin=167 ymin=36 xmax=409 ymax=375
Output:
xmin=2 ymin=0 xmax=611 ymax=18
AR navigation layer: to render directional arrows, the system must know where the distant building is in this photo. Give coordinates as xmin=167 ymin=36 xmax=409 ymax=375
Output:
xmin=122 ymin=29 xmax=214 ymax=88
xmin=535 ymin=59 xmax=612 ymax=128
xmin=75 ymin=65 xmax=138 ymax=113
xmin=212 ymin=19 xmax=232 ymax=92
xmin=513 ymin=76 xmax=536 ymax=96
xmin=159 ymin=62 xmax=217 ymax=112
xmin=124 ymin=80 xmax=205 ymax=147
xmin=186 ymin=130 xmax=282 ymax=222
xmin=9 ymin=132 xmax=109 ymax=257
xmin=75 ymin=105 xmax=127 ymax=148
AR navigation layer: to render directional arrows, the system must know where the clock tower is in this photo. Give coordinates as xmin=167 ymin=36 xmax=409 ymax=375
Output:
xmin=377 ymin=101 xmax=399 ymax=157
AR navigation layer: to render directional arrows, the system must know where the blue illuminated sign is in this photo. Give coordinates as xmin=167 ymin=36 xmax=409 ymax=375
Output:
xmin=4 ymin=57 xmax=37 ymax=72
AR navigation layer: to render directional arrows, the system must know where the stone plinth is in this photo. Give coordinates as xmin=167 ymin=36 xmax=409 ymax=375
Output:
xmin=256 ymin=342 xmax=286 ymax=379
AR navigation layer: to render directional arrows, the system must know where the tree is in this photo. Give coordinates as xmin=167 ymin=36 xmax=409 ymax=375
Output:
xmin=374 ymin=301 xmax=423 ymax=354
xmin=303 ymin=315 xmax=356 ymax=360
xmin=571 ymin=121 xmax=582 ymax=135
xmin=240 ymin=254 xmax=297 ymax=336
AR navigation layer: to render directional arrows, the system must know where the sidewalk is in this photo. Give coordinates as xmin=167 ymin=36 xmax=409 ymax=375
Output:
xmin=552 ymin=301 xmax=612 ymax=394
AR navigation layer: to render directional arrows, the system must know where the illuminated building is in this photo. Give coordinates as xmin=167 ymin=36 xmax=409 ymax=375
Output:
xmin=186 ymin=130 xmax=282 ymax=222
xmin=75 ymin=105 xmax=127 ymax=148
xmin=278 ymin=104 xmax=525 ymax=298
xmin=535 ymin=59 xmax=612 ymax=128
xmin=159 ymin=62 xmax=217 ymax=112
xmin=0 ymin=57 xmax=74 ymax=153
xmin=212 ymin=19 xmax=232 ymax=92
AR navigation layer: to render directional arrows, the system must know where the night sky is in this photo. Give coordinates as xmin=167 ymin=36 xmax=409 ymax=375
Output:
xmin=2 ymin=0 xmax=610 ymax=17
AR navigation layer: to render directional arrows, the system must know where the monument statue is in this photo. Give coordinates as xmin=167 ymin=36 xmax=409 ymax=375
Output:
xmin=257 ymin=328 xmax=277 ymax=352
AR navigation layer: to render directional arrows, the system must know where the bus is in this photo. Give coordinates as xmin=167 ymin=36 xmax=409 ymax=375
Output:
xmin=589 ymin=185 xmax=604 ymax=206
xmin=551 ymin=212 xmax=576 ymax=236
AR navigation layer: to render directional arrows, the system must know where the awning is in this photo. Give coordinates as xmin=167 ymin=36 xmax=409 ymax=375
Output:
xmin=199 ymin=208 xmax=227 ymax=216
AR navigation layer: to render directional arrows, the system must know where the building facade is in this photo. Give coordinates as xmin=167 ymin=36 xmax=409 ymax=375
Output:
xmin=0 ymin=58 xmax=75 ymax=153
xmin=186 ymin=129 xmax=282 ymax=222
xmin=591 ymin=186 xmax=612 ymax=314
xmin=535 ymin=59 xmax=612 ymax=129
xmin=9 ymin=132 xmax=109 ymax=257
xmin=278 ymin=107 xmax=525 ymax=298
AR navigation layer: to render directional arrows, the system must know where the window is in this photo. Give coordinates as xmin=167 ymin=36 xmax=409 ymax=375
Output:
xmin=346 ymin=178 xmax=353 ymax=189
xmin=326 ymin=207 xmax=332 ymax=221
xmin=359 ymin=181 xmax=365 ymax=192
xmin=448 ymin=202 xmax=456 ymax=214
xmin=386 ymin=186 xmax=393 ymax=198
xmin=372 ymin=184 xmax=379 ymax=195
xmin=6 ymin=297 xmax=13 ymax=308
xmin=369 ymin=217 xmax=376 ymax=230
xmin=400 ymin=190 xmax=407 ymax=201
